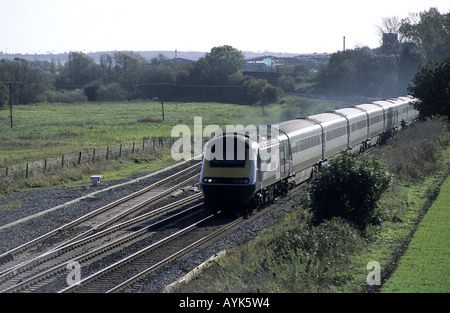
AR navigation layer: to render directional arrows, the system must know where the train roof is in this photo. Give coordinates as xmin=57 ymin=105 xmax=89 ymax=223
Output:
xmin=277 ymin=118 xmax=319 ymax=134
xmin=306 ymin=112 xmax=347 ymax=128
xmin=354 ymin=103 xmax=384 ymax=113
xmin=333 ymin=107 xmax=367 ymax=118
xmin=396 ymin=96 xmax=414 ymax=103
xmin=373 ymin=99 xmax=402 ymax=110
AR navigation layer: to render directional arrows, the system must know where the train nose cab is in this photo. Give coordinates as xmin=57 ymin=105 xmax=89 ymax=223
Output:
xmin=199 ymin=133 xmax=257 ymax=210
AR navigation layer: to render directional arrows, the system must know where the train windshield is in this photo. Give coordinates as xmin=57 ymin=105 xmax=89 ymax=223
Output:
xmin=209 ymin=141 xmax=246 ymax=168
xmin=210 ymin=158 xmax=245 ymax=168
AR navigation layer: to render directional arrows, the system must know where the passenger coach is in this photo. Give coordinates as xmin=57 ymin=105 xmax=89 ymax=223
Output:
xmin=199 ymin=96 xmax=418 ymax=213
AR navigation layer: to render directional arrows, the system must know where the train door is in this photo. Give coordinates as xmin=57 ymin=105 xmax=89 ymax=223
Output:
xmin=279 ymin=145 xmax=286 ymax=179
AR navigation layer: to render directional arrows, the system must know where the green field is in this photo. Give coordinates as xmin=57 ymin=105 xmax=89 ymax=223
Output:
xmin=0 ymin=101 xmax=250 ymax=166
xmin=381 ymin=175 xmax=450 ymax=293
xmin=0 ymin=97 xmax=340 ymax=168
xmin=0 ymin=97 xmax=342 ymax=192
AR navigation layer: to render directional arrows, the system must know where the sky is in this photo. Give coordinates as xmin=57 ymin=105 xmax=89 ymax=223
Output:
xmin=1 ymin=0 xmax=450 ymax=55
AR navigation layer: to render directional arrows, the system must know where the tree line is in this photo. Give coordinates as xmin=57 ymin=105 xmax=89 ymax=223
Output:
xmin=315 ymin=8 xmax=450 ymax=98
xmin=0 ymin=7 xmax=448 ymax=117
xmin=0 ymin=45 xmax=282 ymax=106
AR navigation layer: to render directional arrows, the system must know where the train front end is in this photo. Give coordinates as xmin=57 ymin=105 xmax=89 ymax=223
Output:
xmin=199 ymin=133 xmax=258 ymax=211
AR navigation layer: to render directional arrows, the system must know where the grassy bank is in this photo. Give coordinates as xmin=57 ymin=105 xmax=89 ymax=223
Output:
xmin=170 ymin=120 xmax=450 ymax=293
xmin=381 ymin=175 xmax=450 ymax=292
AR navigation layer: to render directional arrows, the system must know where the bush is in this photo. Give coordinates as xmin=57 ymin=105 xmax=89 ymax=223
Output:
xmin=308 ymin=150 xmax=391 ymax=231
xmin=408 ymin=56 xmax=450 ymax=121
xmin=262 ymin=217 xmax=364 ymax=292
xmin=381 ymin=120 xmax=445 ymax=182
xmin=45 ymin=89 xmax=87 ymax=103
xmin=97 ymin=83 xmax=126 ymax=102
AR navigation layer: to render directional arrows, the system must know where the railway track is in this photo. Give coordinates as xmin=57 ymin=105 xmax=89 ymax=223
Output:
xmin=0 ymin=165 xmax=309 ymax=293
xmin=0 ymin=199 xmax=206 ymax=293
xmin=0 ymin=162 xmax=203 ymax=292
xmin=59 ymin=210 xmax=243 ymax=293
xmin=59 ymin=186 xmax=307 ymax=293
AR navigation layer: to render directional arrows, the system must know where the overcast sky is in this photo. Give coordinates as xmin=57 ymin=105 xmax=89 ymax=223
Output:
xmin=1 ymin=0 xmax=449 ymax=55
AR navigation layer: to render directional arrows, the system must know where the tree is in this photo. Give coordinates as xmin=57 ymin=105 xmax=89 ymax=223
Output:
xmin=0 ymin=83 xmax=8 ymax=108
xmin=262 ymin=83 xmax=282 ymax=104
xmin=0 ymin=58 xmax=49 ymax=104
xmin=196 ymin=45 xmax=245 ymax=85
xmin=63 ymin=52 xmax=101 ymax=88
xmin=397 ymin=43 xmax=421 ymax=91
xmin=279 ymin=75 xmax=295 ymax=92
xmin=408 ymin=56 xmax=450 ymax=121
xmin=399 ymin=8 xmax=450 ymax=61
xmin=317 ymin=48 xmax=380 ymax=96
xmin=100 ymin=53 xmax=113 ymax=84
xmin=308 ymin=151 xmax=391 ymax=231
xmin=113 ymin=51 xmax=147 ymax=99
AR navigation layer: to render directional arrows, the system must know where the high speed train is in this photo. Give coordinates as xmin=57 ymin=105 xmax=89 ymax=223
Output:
xmin=199 ymin=96 xmax=418 ymax=213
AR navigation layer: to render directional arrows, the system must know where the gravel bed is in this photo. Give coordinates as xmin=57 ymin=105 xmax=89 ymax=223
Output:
xmin=138 ymin=191 xmax=305 ymax=293
xmin=0 ymin=159 xmax=199 ymax=254
xmin=0 ymin=158 xmax=304 ymax=293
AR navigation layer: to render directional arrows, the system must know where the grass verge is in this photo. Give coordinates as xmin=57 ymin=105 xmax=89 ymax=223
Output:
xmin=0 ymin=147 xmax=176 ymax=195
xmin=380 ymin=176 xmax=450 ymax=292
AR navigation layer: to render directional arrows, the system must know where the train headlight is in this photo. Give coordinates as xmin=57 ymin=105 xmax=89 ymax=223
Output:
xmin=202 ymin=177 xmax=250 ymax=184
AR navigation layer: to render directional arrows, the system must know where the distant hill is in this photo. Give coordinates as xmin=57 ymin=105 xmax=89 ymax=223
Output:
xmin=0 ymin=49 xmax=312 ymax=63
xmin=0 ymin=50 xmax=205 ymax=63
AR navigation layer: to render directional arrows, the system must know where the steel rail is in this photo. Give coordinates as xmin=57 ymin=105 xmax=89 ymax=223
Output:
xmin=47 ymin=173 xmax=200 ymax=251
xmin=107 ymin=215 xmax=243 ymax=293
xmin=1 ymin=202 xmax=205 ymax=293
xmin=0 ymin=192 xmax=203 ymax=286
xmin=0 ymin=162 xmax=201 ymax=266
xmin=58 ymin=212 xmax=216 ymax=293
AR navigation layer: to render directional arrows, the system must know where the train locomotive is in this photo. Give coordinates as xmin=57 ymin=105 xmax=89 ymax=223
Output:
xmin=199 ymin=96 xmax=418 ymax=213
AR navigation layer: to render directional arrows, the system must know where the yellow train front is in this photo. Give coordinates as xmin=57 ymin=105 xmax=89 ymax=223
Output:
xmin=199 ymin=133 xmax=258 ymax=211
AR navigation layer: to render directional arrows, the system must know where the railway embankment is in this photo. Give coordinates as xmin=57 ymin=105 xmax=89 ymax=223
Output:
xmin=381 ymin=174 xmax=450 ymax=292
xmin=169 ymin=119 xmax=450 ymax=293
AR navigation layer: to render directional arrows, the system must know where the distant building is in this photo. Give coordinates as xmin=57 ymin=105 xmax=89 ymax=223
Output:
xmin=381 ymin=33 xmax=399 ymax=55
xmin=243 ymin=54 xmax=330 ymax=72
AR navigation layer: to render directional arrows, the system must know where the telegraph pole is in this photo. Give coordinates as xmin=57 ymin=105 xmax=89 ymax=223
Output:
xmin=159 ymin=83 xmax=165 ymax=121
xmin=8 ymin=82 xmax=12 ymax=128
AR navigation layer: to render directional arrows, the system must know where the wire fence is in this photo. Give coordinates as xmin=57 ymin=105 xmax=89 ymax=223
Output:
xmin=0 ymin=136 xmax=203 ymax=180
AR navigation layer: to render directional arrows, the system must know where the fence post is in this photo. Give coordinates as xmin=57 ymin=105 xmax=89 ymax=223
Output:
xmin=132 ymin=142 xmax=135 ymax=154
xmin=78 ymin=151 xmax=82 ymax=165
xmin=119 ymin=144 xmax=123 ymax=158
xmin=5 ymin=167 xmax=8 ymax=177
xmin=92 ymin=148 xmax=96 ymax=162
xmin=62 ymin=155 xmax=64 ymax=168
xmin=106 ymin=146 xmax=109 ymax=160
xmin=142 ymin=139 xmax=145 ymax=152
xmin=26 ymin=163 xmax=29 ymax=178
xmin=44 ymin=159 xmax=47 ymax=175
